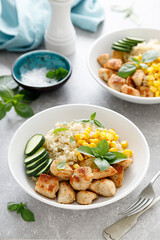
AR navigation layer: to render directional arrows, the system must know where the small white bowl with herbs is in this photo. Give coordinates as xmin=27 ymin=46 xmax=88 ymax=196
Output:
xmin=8 ymin=104 xmax=150 ymax=210
xmin=88 ymin=28 xmax=160 ymax=104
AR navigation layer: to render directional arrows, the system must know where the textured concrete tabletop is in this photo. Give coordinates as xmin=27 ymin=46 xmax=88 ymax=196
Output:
xmin=1 ymin=0 xmax=160 ymax=239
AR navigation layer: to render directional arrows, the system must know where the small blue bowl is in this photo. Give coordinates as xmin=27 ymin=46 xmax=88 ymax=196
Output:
xmin=12 ymin=50 xmax=72 ymax=91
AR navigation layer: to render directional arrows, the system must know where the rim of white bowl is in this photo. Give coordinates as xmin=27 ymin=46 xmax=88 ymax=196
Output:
xmin=87 ymin=27 xmax=160 ymax=104
xmin=8 ymin=104 xmax=150 ymax=210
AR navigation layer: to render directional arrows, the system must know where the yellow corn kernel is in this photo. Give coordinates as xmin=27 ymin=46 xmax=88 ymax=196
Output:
xmin=82 ymin=142 xmax=89 ymax=147
xmin=75 ymin=134 xmax=83 ymax=141
xmin=77 ymin=140 xmax=85 ymax=146
xmin=86 ymin=127 xmax=91 ymax=132
xmin=106 ymin=133 xmax=114 ymax=141
xmin=155 ymin=91 xmax=160 ymax=97
xmin=83 ymin=131 xmax=90 ymax=138
xmin=108 ymin=129 xmax=116 ymax=136
xmin=114 ymin=134 xmax=119 ymax=141
xmin=78 ymin=153 xmax=84 ymax=161
xmin=109 ymin=147 xmax=118 ymax=152
xmin=73 ymin=164 xmax=80 ymax=169
xmin=93 ymin=133 xmax=98 ymax=138
xmin=89 ymin=143 xmax=97 ymax=148
xmin=94 ymin=139 xmax=100 ymax=145
xmin=121 ymin=140 xmax=128 ymax=149
xmin=110 ymin=141 xmax=116 ymax=148
xmin=122 ymin=149 xmax=133 ymax=158
xmin=150 ymin=86 xmax=157 ymax=93
xmin=102 ymin=129 xmax=108 ymax=133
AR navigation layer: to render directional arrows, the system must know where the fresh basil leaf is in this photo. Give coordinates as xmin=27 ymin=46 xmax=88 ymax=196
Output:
xmin=57 ymin=161 xmax=66 ymax=170
xmin=0 ymin=85 xmax=14 ymax=101
xmin=52 ymin=128 xmax=68 ymax=134
xmin=69 ymin=136 xmax=74 ymax=143
xmin=14 ymin=103 xmax=34 ymax=118
xmin=104 ymin=152 xmax=116 ymax=161
xmin=139 ymin=63 xmax=148 ymax=69
xmin=7 ymin=202 xmax=20 ymax=211
xmin=97 ymin=139 xmax=109 ymax=156
xmin=0 ymin=75 xmax=18 ymax=90
xmin=142 ymin=50 xmax=160 ymax=63
xmin=109 ymin=151 xmax=127 ymax=164
xmin=55 ymin=67 xmax=69 ymax=81
xmin=0 ymin=103 xmax=6 ymax=120
xmin=4 ymin=102 xmax=12 ymax=112
xmin=94 ymin=158 xmax=110 ymax=171
xmin=46 ymin=70 xmax=55 ymax=79
xmin=12 ymin=94 xmax=24 ymax=103
xmin=21 ymin=208 xmax=35 ymax=222
xmin=90 ymin=112 xmax=96 ymax=120
xmin=74 ymin=119 xmax=90 ymax=123
xmin=18 ymin=89 xmax=40 ymax=102
xmin=77 ymin=146 xmax=95 ymax=157
xmin=130 ymin=57 xmax=140 ymax=64
xmin=94 ymin=119 xmax=104 ymax=128
xmin=91 ymin=147 xmax=101 ymax=158
xmin=118 ymin=63 xmax=137 ymax=78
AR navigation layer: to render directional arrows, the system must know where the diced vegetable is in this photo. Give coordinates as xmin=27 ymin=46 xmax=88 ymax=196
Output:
xmin=25 ymin=152 xmax=49 ymax=170
xmin=26 ymin=159 xmax=49 ymax=177
xmin=24 ymin=147 xmax=47 ymax=165
xmin=35 ymin=158 xmax=53 ymax=177
xmin=112 ymin=37 xmax=144 ymax=53
xmin=24 ymin=134 xmax=45 ymax=156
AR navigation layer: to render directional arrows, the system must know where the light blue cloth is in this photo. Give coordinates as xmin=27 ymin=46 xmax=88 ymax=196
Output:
xmin=0 ymin=0 xmax=104 ymax=52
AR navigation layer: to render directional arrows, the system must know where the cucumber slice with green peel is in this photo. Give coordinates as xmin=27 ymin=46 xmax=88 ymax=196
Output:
xmin=121 ymin=39 xmax=137 ymax=46
xmin=125 ymin=37 xmax=144 ymax=43
xmin=35 ymin=158 xmax=53 ymax=177
xmin=25 ymin=134 xmax=45 ymax=156
xmin=113 ymin=41 xmax=132 ymax=48
xmin=25 ymin=152 xmax=49 ymax=170
xmin=24 ymin=147 xmax=47 ymax=165
xmin=26 ymin=159 xmax=49 ymax=177
xmin=112 ymin=46 xmax=131 ymax=52
xmin=113 ymin=43 xmax=131 ymax=50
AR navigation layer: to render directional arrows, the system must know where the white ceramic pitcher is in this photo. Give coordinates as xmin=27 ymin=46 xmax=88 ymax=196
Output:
xmin=44 ymin=0 xmax=76 ymax=56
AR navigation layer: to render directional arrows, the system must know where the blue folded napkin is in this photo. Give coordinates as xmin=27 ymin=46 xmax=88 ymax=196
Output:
xmin=0 ymin=0 xmax=104 ymax=52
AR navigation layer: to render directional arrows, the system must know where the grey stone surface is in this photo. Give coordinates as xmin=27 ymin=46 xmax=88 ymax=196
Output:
xmin=1 ymin=0 xmax=160 ymax=239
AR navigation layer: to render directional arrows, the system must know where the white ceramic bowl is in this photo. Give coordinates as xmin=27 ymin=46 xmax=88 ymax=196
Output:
xmin=87 ymin=28 xmax=160 ymax=104
xmin=8 ymin=104 xmax=150 ymax=210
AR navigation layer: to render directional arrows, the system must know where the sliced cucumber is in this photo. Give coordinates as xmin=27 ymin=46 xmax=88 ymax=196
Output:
xmin=25 ymin=134 xmax=45 ymax=156
xmin=24 ymin=147 xmax=47 ymax=165
xmin=26 ymin=159 xmax=48 ymax=177
xmin=25 ymin=152 xmax=49 ymax=170
xmin=35 ymin=158 xmax=53 ymax=177
xmin=125 ymin=37 xmax=144 ymax=43
xmin=113 ymin=43 xmax=131 ymax=50
xmin=121 ymin=39 xmax=137 ymax=46
xmin=112 ymin=46 xmax=131 ymax=53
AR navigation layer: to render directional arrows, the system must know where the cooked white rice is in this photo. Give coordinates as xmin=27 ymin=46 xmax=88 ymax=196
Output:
xmin=44 ymin=121 xmax=122 ymax=165
xmin=123 ymin=39 xmax=160 ymax=62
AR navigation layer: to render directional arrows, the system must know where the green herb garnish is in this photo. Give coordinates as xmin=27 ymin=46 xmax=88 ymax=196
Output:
xmin=52 ymin=128 xmax=69 ymax=134
xmin=69 ymin=136 xmax=74 ymax=143
xmin=57 ymin=161 xmax=66 ymax=170
xmin=76 ymin=112 xmax=104 ymax=128
xmin=7 ymin=202 xmax=35 ymax=222
xmin=46 ymin=67 xmax=69 ymax=81
xmin=0 ymin=83 xmax=39 ymax=120
xmin=118 ymin=50 xmax=160 ymax=78
xmin=77 ymin=139 xmax=127 ymax=172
